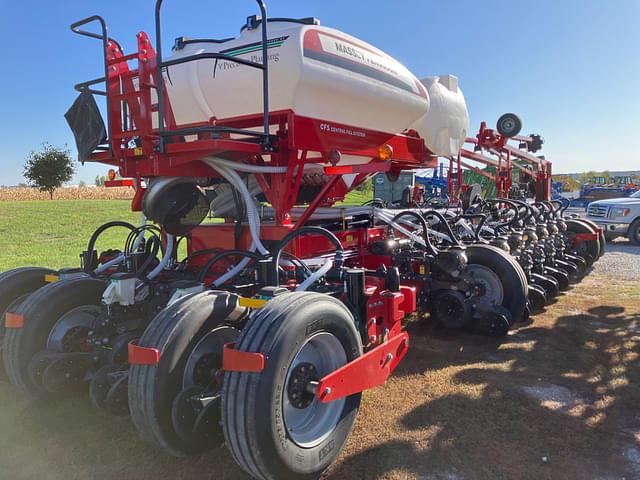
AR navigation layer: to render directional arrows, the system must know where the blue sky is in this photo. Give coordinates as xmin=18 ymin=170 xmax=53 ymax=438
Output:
xmin=0 ymin=0 xmax=638 ymax=185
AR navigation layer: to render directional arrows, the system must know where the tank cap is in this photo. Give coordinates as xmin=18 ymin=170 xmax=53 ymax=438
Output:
xmin=243 ymin=15 xmax=320 ymax=31
xmin=246 ymin=15 xmax=262 ymax=30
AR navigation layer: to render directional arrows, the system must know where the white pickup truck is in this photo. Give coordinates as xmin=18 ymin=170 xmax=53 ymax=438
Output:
xmin=585 ymin=189 xmax=640 ymax=244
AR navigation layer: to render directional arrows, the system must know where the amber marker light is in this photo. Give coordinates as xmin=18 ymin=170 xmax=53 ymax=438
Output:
xmin=378 ymin=144 xmax=393 ymax=160
xmin=107 ymin=169 xmax=117 ymax=180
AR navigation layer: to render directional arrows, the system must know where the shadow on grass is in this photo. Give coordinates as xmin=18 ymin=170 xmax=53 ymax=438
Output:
xmin=327 ymin=305 xmax=640 ymax=480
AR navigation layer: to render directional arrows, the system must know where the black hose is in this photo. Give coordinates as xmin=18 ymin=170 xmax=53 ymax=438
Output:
xmin=196 ymin=249 xmax=264 ymax=284
xmin=420 ymin=209 xmax=464 ymax=248
xmin=180 ymin=248 xmax=221 ymax=266
xmin=489 ymin=199 xmax=520 ymax=231
xmin=549 ymin=200 xmax=564 ymax=216
xmin=281 ymin=251 xmax=312 ymax=277
xmin=124 ymin=225 xmax=163 ymax=255
xmin=84 ymin=221 xmax=137 ymax=273
xmin=510 ymin=199 xmax=535 ymax=225
xmin=390 ymin=210 xmax=439 ymax=255
xmin=533 ymin=202 xmax=551 ymax=221
xmin=137 ymin=235 xmax=162 ymax=278
xmin=270 ymin=226 xmax=343 ymax=287
xmin=460 ymin=214 xmax=488 ymax=242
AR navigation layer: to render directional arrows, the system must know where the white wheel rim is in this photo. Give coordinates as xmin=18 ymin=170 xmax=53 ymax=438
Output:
xmin=282 ymin=331 xmax=347 ymax=448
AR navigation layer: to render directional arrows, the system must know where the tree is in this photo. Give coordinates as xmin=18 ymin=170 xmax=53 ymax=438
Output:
xmin=23 ymin=143 xmax=75 ymax=199
xmin=78 ymin=180 xmax=87 ymax=188
xmin=577 ymin=170 xmax=598 ymax=184
xmin=94 ymin=175 xmax=108 ymax=187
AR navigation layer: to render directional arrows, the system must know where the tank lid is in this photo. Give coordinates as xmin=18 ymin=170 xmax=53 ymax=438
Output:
xmin=242 ymin=15 xmax=320 ymax=32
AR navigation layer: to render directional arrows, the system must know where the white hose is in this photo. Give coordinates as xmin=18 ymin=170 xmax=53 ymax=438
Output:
xmin=202 ymin=157 xmax=270 ymax=286
xmin=211 ymin=246 xmax=254 ymax=287
xmin=203 ymin=159 xmax=268 ymax=255
xmin=93 ymin=254 xmax=125 ymax=274
xmin=204 ymin=156 xmax=287 ymax=173
xmin=296 ymin=259 xmax=333 ymax=291
xmin=93 ymin=227 xmax=147 ymax=274
xmin=146 ymin=234 xmax=175 ymax=280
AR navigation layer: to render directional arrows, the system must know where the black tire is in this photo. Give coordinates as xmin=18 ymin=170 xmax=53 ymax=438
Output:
xmin=128 ymin=290 xmax=247 ymax=457
xmin=496 ymin=113 xmax=522 ymax=138
xmin=565 ymin=219 xmax=600 ymax=267
xmin=222 ymin=292 xmax=363 ymax=480
xmin=627 ymin=218 xmax=640 ymax=246
xmin=574 ymin=218 xmax=606 ymax=257
xmin=0 ymin=267 xmax=55 ymax=375
xmin=3 ymin=277 xmax=106 ymax=398
xmin=465 ymin=244 xmax=528 ymax=325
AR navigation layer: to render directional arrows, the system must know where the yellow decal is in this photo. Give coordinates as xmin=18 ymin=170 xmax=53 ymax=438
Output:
xmin=44 ymin=274 xmax=59 ymax=283
xmin=346 ymin=234 xmax=353 ymax=242
xmin=419 ymin=265 xmax=425 ymax=275
xmin=134 ymin=147 xmax=143 ymax=156
xmin=238 ymin=297 xmax=268 ymax=308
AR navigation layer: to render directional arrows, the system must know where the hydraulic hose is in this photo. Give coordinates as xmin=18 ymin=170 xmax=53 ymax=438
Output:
xmin=196 ymin=249 xmax=264 ymax=285
xmin=459 ymin=214 xmax=488 ymax=242
xmin=296 ymin=259 xmax=333 ymax=291
xmin=390 ymin=210 xmax=438 ymax=255
xmin=421 ymin=209 xmax=464 ymax=247
xmin=270 ymin=226 xmax=343 ymax=287
xmin=488 ymin=199 xmax=520 ymax=231
xmin=84 ymin=221 xmax=136 ymax=274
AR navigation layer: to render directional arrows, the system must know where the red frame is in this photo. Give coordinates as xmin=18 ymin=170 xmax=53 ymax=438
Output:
xmin=447 ymin=122 xmax=552 ymax=201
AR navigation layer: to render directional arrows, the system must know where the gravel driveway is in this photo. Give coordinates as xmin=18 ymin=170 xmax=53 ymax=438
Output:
xmin=591 ymin=239 xmax=640 ymax=279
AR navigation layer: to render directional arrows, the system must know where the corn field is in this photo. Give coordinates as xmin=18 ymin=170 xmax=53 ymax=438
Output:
xmin=0 ymin=187 xmax=134 ymax=201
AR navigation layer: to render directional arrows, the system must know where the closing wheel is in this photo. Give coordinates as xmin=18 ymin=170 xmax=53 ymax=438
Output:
xmin=222 ymin=292 xmax=362 ymax=480
xmin=565 ymin=219 xmax=600 ymax=267
xmin=128 ymin=290 xmax=247 ymax=457
xmin=528 ymin=284 xmax=547 ymax=313
xmin=496 ymin=113 xmax=522 ymax=138
xmin=0 ymin=267 xmax=55 ymax=376
xmin=3 ymin=277 xmax=106 ymax=398
xmin=464 ymin=244 xmax=528 ymax=326
xmin=565 ymin=253 xmax=587 ymax=278
xmin=576 ymin=218 xmax=606 ymax=256
xmin=532 ymin=273 xmax=560 ymax=301
xmin=545 ymin=267 xmax=569 ymax=291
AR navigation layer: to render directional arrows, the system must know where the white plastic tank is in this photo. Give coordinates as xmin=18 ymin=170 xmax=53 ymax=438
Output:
xmin=164 ymin=18 xmax=429 ymax=135
xmin=163 ymin=17 xmax=468 ymax=157
xmin=408 ymin=75 xmax=469 ymax=157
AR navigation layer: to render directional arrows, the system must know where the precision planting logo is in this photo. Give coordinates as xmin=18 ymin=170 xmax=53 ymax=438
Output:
xmin=214 ymin=36 xmax=288 ymax=75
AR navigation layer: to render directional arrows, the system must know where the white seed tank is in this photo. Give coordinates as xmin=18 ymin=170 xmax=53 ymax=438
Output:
xmin=163 ymin=17 xmax=468 ymax=157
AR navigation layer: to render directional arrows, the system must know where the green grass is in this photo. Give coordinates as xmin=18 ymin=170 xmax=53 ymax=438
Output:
xmin=0 ymin=200 xmax=140 ymax=272
xmin=337 ymin=189 xmax=372 ymax=206
xmin=0 ymin=191 xmax=372 ymax=273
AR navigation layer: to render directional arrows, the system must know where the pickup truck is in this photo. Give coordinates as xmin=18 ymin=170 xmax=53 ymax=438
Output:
xmin=585 ymin=189 xmax=640 ymax=244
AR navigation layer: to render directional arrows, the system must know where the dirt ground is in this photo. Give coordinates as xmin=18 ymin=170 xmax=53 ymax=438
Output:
xmin=0 ymin=271 xmax=638 ymax=480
